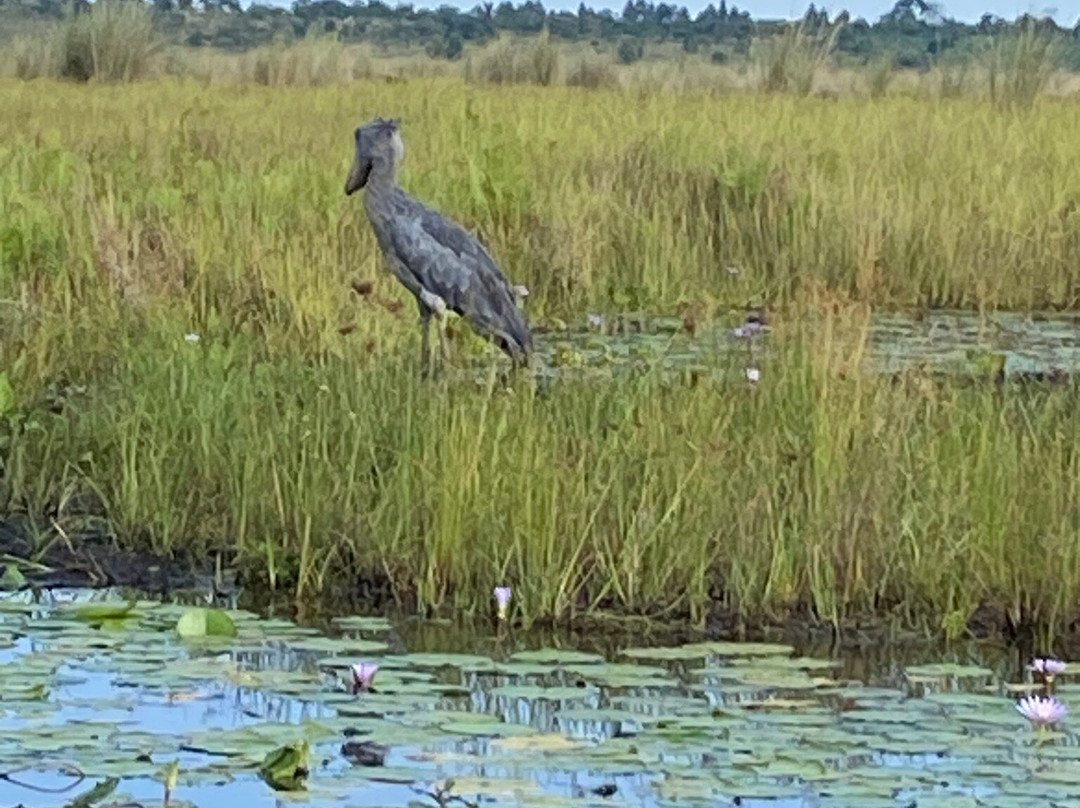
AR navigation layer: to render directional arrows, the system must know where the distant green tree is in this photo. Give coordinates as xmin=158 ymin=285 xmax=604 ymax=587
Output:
xmin=2 ymin=0 xmax=1078 ymax=71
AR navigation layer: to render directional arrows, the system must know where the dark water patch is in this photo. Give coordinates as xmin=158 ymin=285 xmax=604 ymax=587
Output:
xmin=869 ymin=310 xmax=1079 ymax=378
xmin=526 ymin=309 xmax=1079 ymax=380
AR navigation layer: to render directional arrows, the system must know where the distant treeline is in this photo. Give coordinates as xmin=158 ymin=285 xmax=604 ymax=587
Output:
xmin=2 ymin=0 xmax=1079 ymax=69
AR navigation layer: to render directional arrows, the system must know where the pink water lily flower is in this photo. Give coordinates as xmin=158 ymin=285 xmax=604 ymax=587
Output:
xmin=494 ymin=586 xmax=512 ymax=620
xmin=351 ymin=662 xmax=379 ymax=694
xmin=1016 ymin=694 xmax=1068 ymax=728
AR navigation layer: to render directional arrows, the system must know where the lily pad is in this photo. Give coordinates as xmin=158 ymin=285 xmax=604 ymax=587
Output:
xmin=508 ymin=649 xmax=605 ymax=665
xmin=384 ymin=652 xmax=498 ymax=671
xmin=492 ymin=685 xmax=600 ymax=701
xmin=176 ymin=608 xmax=237 ymax=639
xmin=622 ymin=641 xmax=794 ymax=661
xmin=0 ymin=565 xmax=27 ymax=591
xmin=904 ymin=663 xmax=993 ymax=679
xmin=287 ymin=636 xmax=390 ymax=655
xmin=258 ymin=741 xmax=310 ymax=791
xmin=439 ymin=719 xmax=538 ymax=737
xmin=330 ymin=615 xmax=394 ymax=632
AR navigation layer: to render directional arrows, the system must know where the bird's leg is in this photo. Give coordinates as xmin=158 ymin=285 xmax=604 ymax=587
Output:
xmin=436 ymin=313 xmax=451 ymax=363
xmin=419 ymin=310 xmax=433 ymax=377
xmin=419 ymin=290 xmax=451 ymax=368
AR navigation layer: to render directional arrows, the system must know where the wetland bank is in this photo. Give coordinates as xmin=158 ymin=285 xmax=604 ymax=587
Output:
xmin=0 ymin=76 xmax=1079 ymax=643
xmin=1 ymin=23 xmax=1080 ymax=806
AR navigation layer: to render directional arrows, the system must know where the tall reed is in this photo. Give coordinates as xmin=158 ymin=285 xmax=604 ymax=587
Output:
xmin=986 ymin=19 xmax=1059 ymax=110
xmin=63 ymin=0 xmax=164 ymax=82
xmin=752 ymin=21 xmax=843 ymax=96
xmin=1 ymin=79 xmax=1079 ymax=633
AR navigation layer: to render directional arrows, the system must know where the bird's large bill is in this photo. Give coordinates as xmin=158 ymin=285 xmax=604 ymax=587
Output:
xmin=345 ymin=158 xmax=372 ymax=195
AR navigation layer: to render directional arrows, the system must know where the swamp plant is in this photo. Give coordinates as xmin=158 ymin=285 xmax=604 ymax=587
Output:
xmin=0 ymin=80 xmax=1078 ymax=631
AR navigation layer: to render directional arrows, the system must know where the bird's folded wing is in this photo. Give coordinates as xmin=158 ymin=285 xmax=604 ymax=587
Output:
xmin=388 ymin=207 xmax=517 ymax=316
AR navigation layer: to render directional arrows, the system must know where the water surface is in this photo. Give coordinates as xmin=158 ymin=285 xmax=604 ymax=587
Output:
xmin=0 ymin=589 xmax=1074 ymax=808
xmin=529 ymin=310 xmax=1079 ymax=379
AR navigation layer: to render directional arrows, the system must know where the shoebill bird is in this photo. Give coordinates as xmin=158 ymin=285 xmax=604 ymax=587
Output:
xmin=344 ymin=117 xmax=532 ymax=372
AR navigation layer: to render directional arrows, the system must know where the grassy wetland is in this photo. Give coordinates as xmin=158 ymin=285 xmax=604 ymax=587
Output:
xmin=1 ymin=61 xmax=1079 ymax=639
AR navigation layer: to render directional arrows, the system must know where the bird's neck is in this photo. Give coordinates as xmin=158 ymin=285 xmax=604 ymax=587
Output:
xmin=363 ymin=170 xmax=399 ymax=236
xmin=365 ymin=159 xmax=398 ymax=195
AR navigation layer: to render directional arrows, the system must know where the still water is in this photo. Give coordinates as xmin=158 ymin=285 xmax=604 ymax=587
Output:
xmin=0 ymin=588 xmax=1073 ymax=808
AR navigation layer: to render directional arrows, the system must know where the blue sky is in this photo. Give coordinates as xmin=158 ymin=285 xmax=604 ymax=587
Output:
xmin=386 ymin=0 xmax=1077 ymax=25
xmin=728 ymin=0 xmax=1074 ymax=23
xmin=701 ymin=1 xmax=1076 ymax=24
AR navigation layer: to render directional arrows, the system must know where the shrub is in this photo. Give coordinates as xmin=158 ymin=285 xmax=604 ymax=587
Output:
xmin=61 ymin=0 xmax=164 ymax=82
xmin=466 ymin=30 xmax=559 ymax=86
xmin=616 ymin=38 xmax=643 ymax=65
xmin=565 ymin=57 xmax=619 ymax=89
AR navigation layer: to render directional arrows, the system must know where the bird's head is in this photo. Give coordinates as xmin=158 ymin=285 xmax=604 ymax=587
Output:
xmin=345 ymin=117 xmax=404 ymax=195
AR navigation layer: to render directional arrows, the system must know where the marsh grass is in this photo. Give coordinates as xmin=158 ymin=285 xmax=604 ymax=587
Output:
xmin=565 ymin=56 xmax=620 ymax=90
xmin=4 ymin=0 xmax=166 ymax=82
xmin=1 ymin=79 xmax=1079 ymax=632
xmin=5 ymin=22 xmax=1076 ymax=109
xmin=1 ymin=28 xmax=66 ymax=80
xmin=465 ymin=30 xmax=560 ymax=86
xmin=752 ymin=21 xmax=843 ymax=95
xmin=986 ymin=20 xmax=1060 ymax=110
xmin=933 ymin=61 xmax=973 ymax=99
xmin=864 ymin=53 xmax=895 ymax=99
xmin=236 ymin=36 xmax=371 ymax=87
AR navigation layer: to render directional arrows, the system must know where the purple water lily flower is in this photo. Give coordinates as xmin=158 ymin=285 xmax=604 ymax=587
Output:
xmin=1030 ymin=658 xmax=1068 ymax=677
xmin=351 ymin=662 xmax=379 ymax=694
xmin=494 ymin=586 xmax=512 ymax=621
xmin=1016 ymin=694 xmax=1068 ymax=728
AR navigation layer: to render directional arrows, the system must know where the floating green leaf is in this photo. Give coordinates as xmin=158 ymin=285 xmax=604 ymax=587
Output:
xmin=175 ymin=608 xmax=237 ymax=639
xmin=64 ymin=776 xmax=119 ymax=808
xmin=288 ymin=636 xmax=389 ymax=655
xmin=491 ymin=685 xmax=599 ymax=701
xmin=904 ymin=663 xmax=993 ymax=679
xmin=330 ymin=616 xmax=394 ymax=632
xmin=0 ymin=565 xmax=26 ymax=591
xmin=508 ymin=649 xmax=605 ymax=666
xmin=439 ymin=720 xmax=537 ymax=738
xmin=69 ymin=601 xmax=138 ymax=624
xmin=386 ymin=652 xmax=498 ymax=671
xmin=622 ymin=641 xmax=794 ymax=661
xmin=257 ymin=740 xmax=310 ymax=791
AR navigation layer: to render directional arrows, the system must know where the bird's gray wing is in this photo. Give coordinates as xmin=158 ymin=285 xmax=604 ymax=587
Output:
xmin=387 ymin=204 xmax=531 ymax=354
xmin=418 ymin=207 xmax=521 ymax=302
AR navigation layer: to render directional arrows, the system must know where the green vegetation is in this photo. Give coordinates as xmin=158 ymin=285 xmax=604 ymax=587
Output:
xmin=1 ymin=78 xmax=1078 ymax=635
xmin=1 ymin=0 xmax=1078 ymax=86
